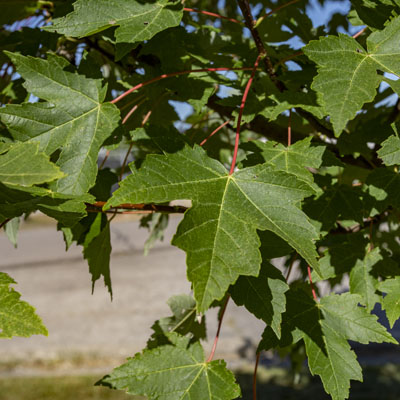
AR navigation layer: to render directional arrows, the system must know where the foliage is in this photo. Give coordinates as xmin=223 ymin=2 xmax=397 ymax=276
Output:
xmin=1 ymin=0 xmax=400 ymax=399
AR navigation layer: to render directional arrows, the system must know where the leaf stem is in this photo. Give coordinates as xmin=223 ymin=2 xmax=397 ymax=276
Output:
xmin=352 ymin=26 xmax=367 ymax=39
xmin=229 ymin=54 xmax=261 ymax=174
xmin=183 ymin=8 xmax=242 ymax=24
xmin=111 ymin=67 xmax=256 ymax=104
xmin=255 ymin=0 xmax=301 ymax=26
xmin=288 ymin=109 xmax=292 ymax=146
xmin=200 ymin=119 xmax=231 ymax=146
xmin=307 ymin=265 xmax=318 ymax=301
xmin=285 ymin=253 xmax=298 ymax=281
xmin=253 ymin=352 xmax=260 ymax=400
xmin=99 ymin=150 xmax=110 ymax=169
xmin=207 ymin=295 xmax=230 ymax=362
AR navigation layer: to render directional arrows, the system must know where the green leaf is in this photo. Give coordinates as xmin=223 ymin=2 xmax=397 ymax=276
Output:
xmin=349 ymin=247 xmax=384 ymax=311
xmin=45 ymin=0 xmax=183 ymax=44
xmin=106 ymin=145 xmax=319 ymax=312
xmin=148 ymin=294 xmax=206 ymax=349
xmin=4 ymin=217 xmax=20 ymax=248
xmin=0 ymin=182 xmax=92 ymax=227
xmin=0 ymin=142 xmax=63 ymax=186
xmin=140 ymin=213 xmax=169 ymax=256
xmin=83 ymin=213 xmax=112 ymax=297
xmin=0 ymin=272 xmax=48 ymax=338
xmin=242 ymin=137 xmax=325 ymax=191
xmin=230 ymin=262 xmax=289 ymax=338
xmin=0 ymin=1 xmax=38 ymax=26
xmin=0 ymin=52 xmax=120 ymax=195
xmin=366 ymin=168 xmax=400 ymax=212
xmin=101 ymin=333 xmax=240 ymax=400
xmin=378 ymin=134 xmax=400 ymax=166
xmin=304 ymin=17 xmax=400 ymax=135
xmin=378 ymin=277 xmax=400 ymax=328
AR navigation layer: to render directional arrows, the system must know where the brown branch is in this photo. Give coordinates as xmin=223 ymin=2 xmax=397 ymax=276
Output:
xmin=237 ymin=0 xmax=281 ymax=88
xmin=87 ymin=201 xmax=188 ymax=214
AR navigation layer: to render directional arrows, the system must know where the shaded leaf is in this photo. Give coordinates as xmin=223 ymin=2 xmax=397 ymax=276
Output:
xmin=83 ymin=213 xmax=112 ymax=297
xmin=230 ymin=262 xmax=289 ymax=338
xmin=147 ymin=294 xmax=206 ymax=349
xmin=379 ymin=277 xmax=400 ymax=328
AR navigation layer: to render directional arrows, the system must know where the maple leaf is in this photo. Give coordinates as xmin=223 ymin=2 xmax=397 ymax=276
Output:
xmin=106 ymin=145 xmax=319 ymax=312
xmin=378 ymin=134 xmax=400 ymax=166
xmin=304 ymin=16 xmax=400 ymax=135
xmin=242 ymin=137 xmax=325 ymax=191
xmin=0 ymin=182 xmax=93 ymax=227
xmin=378 ymin=277 xmax=400 ymax=328
xmin=82 ymin=213 xmax=112 ymax=297
xmin=100 ymin=333 xmax=240 ymax=400
xmin=0 ymin=142 xmax=63 ymax=186
xmin=230 ymin=261 xmax=289 ymax=338
xmin=0 ymin=272 xmax=48 ymax=338
xmin=0 ymin=52 xmax=120 ymax=195
xmin=147 ymin=294 xmax=206 ymax=349
xmin=45 ymin=0 xmax=183 ymax=44
xmin=261 ymin=290 xmax=396 ymax=400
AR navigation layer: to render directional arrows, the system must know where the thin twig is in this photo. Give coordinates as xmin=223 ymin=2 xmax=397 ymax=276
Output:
xmin=99 ymin=150 xmax=110 ymax=169
xmin=285 ymin=253 xmax=298 ymax=281
xmin=237 ymin=0 xmax=281 ymax=87
xmin=87 ymin=201 xmax=188 ymax=214
xmin=253 ymin=352 xmax=261 ymax=400
xmin=229 ymin=55 xmax=261 ymax=174
xmin=307 ymin=265 xmax=318 ymax=301
xmin=200 ymin=119 xmax=231 ymax=146
xmin=352 ymin=26 xmax=367 ymax=39
xmin=183 ymin=8 xmax=242 ymax=24
xmin=255 ymin=0 xmax=301 ymax=25
xmin=288 ymin=109 xmax=292 ymax=146
xmin=111 ymin=67 xmax=257 ymax=104
xmin=207 ymin=295 xmax=230 ymax=362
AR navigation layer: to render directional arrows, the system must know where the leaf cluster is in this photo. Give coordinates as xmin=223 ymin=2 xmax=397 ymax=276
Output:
xmin=1 ymin=1 xmax=400 ymax=399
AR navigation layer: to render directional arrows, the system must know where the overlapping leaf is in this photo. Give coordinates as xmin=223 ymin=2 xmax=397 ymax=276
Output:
xmin=83 ymin=213 xmax=112 ymax=297
xmin=106 ymin=145 xmax=319 ymax=311
xmin=0 ymin=52 xmax=120 ymax=195
xmin=378 ymin=134 xmax=400 ymax=165
xmin=0 ymin=182 xmax=93 ymax=227
xmin=230 ymin=262 xmax=288 ymax=338
xmin=242 ymin=137 xmax=325 ymax=191
xmin=45 ymin=0 xmax=183 ymax=44
xmin=100 ymin=333 xmax=240 ymax=400
xmin=147 ymin=294 xmax=206 ymax=349
xmin=0 ymin=272 xmax=48 ymax=338
xmin=0 ymin=142 xmax=63 ymax=186
xmin=261 ymin=290 xmax=396 ymax=400
xmin=304 ymin=17 xmax=400 ymax=135
xmin=379 ymin=277 xmax=400 ymax=328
